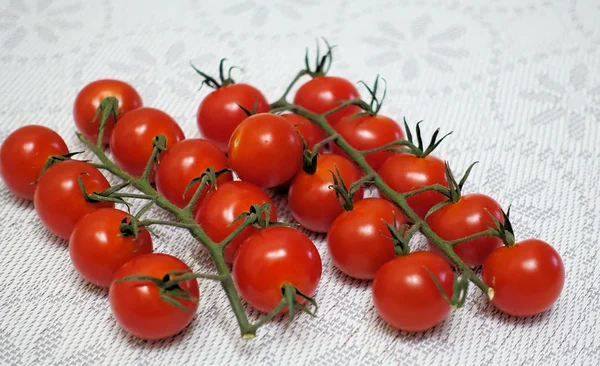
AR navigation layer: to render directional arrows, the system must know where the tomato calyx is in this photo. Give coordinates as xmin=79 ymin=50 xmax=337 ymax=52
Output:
xmin=34 ymin=151 xmax=84 ymax=183
xmin=424 ymin=161 xmax=478 ymax=218
xmin=328 ymin=168 xmax=374 ymax=211
xmin=190 ymin=58 xmax=242 ymax=89
xmin=231 ymin=202 xmax=280 ymax=232
xmin=398 ymin=119 xmax=453 ymax=158
xmin=486 ymin=206 xmax=515 ymax=247
xmin=281 ymin=282 xmax=318 ymax=320
xmin=383 ymin=220 xmax=420 ymax=256
xmin=77 ymin=175 xmax=133 ymax=208
xmin=235 ymin=98 xmax=261 ymax=117
xmin=355 ymin=74 xmax=387 ymax=117
xmin=303 ymin=38 xmax=335 ymax=78
xmin=424 ymin=267 xmax=470 ymax=309
xmin=91 ymin=96 xmax=119 ymax=147
xmin=300 ymin=135 xmax=339 ymax=174
xmin=182 ymin=167 xmax=232 ymax=211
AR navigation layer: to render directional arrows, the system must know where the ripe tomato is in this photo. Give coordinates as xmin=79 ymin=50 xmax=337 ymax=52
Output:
xmin=109 ymin=253 xmax=199 ymax=340
xmin=280 ymin=113 xmax=327 ymax=152
xmin=378 ymin=152 xmax=448 ymax=219
xmin=69 ymin=208 xmax=153 ymax=288
xmin=228 ymin=113 xmax=303 ymax=188
xmin=332 ymin=114 xmax=405 ymax=170
xmin=327 ymin=198 xmax=407 ymax=280
xmin=0 ymin=125 xmax=69 ymax=200
xmin=293 ymin=76 xmax=361 ymax=126
xmin=426 ymin=193 xmax=504 ymax=268
xmin=34 ymin=160 xmax=113 ymax=240
xmin=197 ymin=83 xmax=269 ymax=152
xmin=110 ymin=107 xmax=185 ymax=180
xmin=288 ymin=153 xmax=364 ymax=233
xmin=195 ymin=180 xmax=277 ymax=264
xmin=482 ymin=239 xmax=564 ymax=316
xmin=232 ymin=226 xmax=322 ymax=313
xmin=155 ymin=139 xmax=232 ymax=210
xmin=73 ymin=79 xmax=142 ymax=145
xmin=372 ymin=251 xmax=454 ymax=332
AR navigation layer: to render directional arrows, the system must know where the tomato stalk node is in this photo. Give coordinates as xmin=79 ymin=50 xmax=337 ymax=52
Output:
xmin=424 ymin=267 xmax=470 ymax=309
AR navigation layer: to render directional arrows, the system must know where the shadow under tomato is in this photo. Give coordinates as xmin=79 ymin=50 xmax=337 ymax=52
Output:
xmin=474 ymin=293 xmax=555 ymax=326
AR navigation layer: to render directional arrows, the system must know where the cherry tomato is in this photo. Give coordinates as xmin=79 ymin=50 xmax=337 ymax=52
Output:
xmin=197 ymin=83 xmax=269 ymax=152
xmin=293 ymin=76 xmax=361 ymax=126
xmin=69 ymin=208 xmax=153 ymax=288
xmin=378 ymin=152 xmax=448 ymax=219
xmin=0 ymin=125 xmax=69 ymax=200
xmin=109 ymin=253 xmax=199 ymax=340
xmin=288 ymin=153 xmax=364 ymax=233
xmin=372 ymin=251 xmax=454 ymax=332
xmin=228 ymin=113 xmax=303 ymax=188
xmin=233 ymin=226 xmax=322 ymax=313
xmin=327 ymin=198 xmax=407 ymax=279
xmin=34 ymin=160 xmax=113 ymax=240
xmin=482 ymin=239 xmax=564 ymax=316
xmin=155 ymin=139 xmax=232 ymax=210
xmin=73 ymin=79 xmax=142 ymax=145
xmin=110 ymin=107 xmax=185 ymax=180
xmin=332 ymin=114 xmax=405 ymax=170
xmin=280 ymin=113 xmax=327 ymax=152
xmin=195 ymin=181 xmax=277 ymax=264
xmin=426 ymin=193 xmax=504 ymax=268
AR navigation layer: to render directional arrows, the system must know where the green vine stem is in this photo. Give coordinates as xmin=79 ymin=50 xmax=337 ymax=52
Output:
xmin=269 ymin=101 xmax=495 ymax=300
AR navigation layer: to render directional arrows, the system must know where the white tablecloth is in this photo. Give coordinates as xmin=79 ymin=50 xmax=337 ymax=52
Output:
xmin=1 ymin=0 xmax=598 ymax=365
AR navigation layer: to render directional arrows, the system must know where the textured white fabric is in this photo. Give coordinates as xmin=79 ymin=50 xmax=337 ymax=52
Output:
xmin=1 ymin=0 xmax=599 ymax=365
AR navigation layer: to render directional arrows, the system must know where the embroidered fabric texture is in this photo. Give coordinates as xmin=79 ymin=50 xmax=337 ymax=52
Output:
xmin=0 ymin=0 xmax=598 ymax=365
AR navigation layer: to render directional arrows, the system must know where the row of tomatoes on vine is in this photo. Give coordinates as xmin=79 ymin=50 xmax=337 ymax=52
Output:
xmin=0 ymin=57 xmax=564 ymax=339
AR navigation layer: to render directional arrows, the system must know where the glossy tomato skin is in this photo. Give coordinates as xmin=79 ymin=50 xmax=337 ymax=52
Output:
xmin=482 ymin=239 xmax=564 ymax=317
xmin=280 ymin=113 xmax=327 ymax=152
xmin=34 ymin=160 xmax=113 ymax=240
xmin=195 ymin=181 xmax=277 ymax=264
xmin=0 ymin=125 xmax=69 ymax=200
xmin=228 ymin=113 xmax=303 ymax=188
xmin=73 ymin=79 xmax=142 ymax=145
xmin=426 ymin=193 xmax=504 ymax=268
xmin=109 ymin=253 xmax=199 ymax=340
xmin=332 ymin=114 xmax=405 ymax=170
xmin=155 ymin=139 xmax=232 ymax=210
xmin=69 ymin=208 xmax=153 ymax=288
xmin=372 ymin=251 xmax=454 ymax=332
xmin=293 ymin=76 xmax=361 ymax=126
xmin=378 ymin=153 xmax=448 ymax=219
xmin=288 ymin=153 xmax=364 ymax=233
xmin=233 ymin=226 xmax=322 ymax=313
xmin=110 ymin=107 xmax=185 ymax=180
xmin=327 ymin=198 xmax=408 ymax=279
xmin=197 ymin=83 xmax=269 ymax=152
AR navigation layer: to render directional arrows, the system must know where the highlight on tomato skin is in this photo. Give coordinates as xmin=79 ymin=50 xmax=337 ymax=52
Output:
xmin=482 ymin=239 xmax=565 ymax=317
xmin=0 ymin=125 xmax=69 ymax=200
xmin=33 ymin=160 xmax=114 ymax=240
xmin=372 ymin=251 xmax=454 ymax=332
xmin=109 ymin=253 xmax=199 ymax=341
xmin=73 ymin=79 xmax=143 ymax=145
xmin=232 ymin=226 xmax=322 ymax=314
xmin=69 ymin=208 xmax=153 ymax=288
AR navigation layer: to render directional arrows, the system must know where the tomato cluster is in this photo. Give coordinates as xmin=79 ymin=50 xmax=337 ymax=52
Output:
xmin=0 ymin=42 xmax=565 ymax=341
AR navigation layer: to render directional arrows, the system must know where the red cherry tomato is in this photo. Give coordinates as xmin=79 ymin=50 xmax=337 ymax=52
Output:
xmin=426 ymin=193 xmax=504 ymax=267
xmin=34 ymin=160 xmax=113 ymax=240
xmin=280 ymin=113 xmax=327 ymax=152
xmin=228 ymin=113 xmax=303 ymax=188
xmin=332 ymin=114 xmax=405 ymax=170
xmin=0 ymin=125 xmax=69 ymax=200
xmin=372 ymin=251 xmax=454 ymax=332
xmin=69 ymin=208 xmax=153 ymax=288
xmin=109 ymin=253 xmax=199 ymax=340
xmin=327 ymin=198 xmax=408 ymax=279
xmin=195 ymin=181 xmax=277 ymax=264
xmin=293 ymin=76 xmax=362 ymax=126
xmin=378 ymin=152 xmax=448 ymax=219
xmin=233 ymin=226 xmax=322 ymax=313
xmin=155 ymin=139 xmax=232 ymax=210
xmin=288 ymin=153 xmax=364 ymax=233
xmin=73 ymin=79 xmax=142 ymax=145
xmin=110 ymin=107 xmax=185 ymax=180
xmin=482 ymin=239 xmax=565 ymax=316
xmin=197 ymin=83 xmax=269 ymax=152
